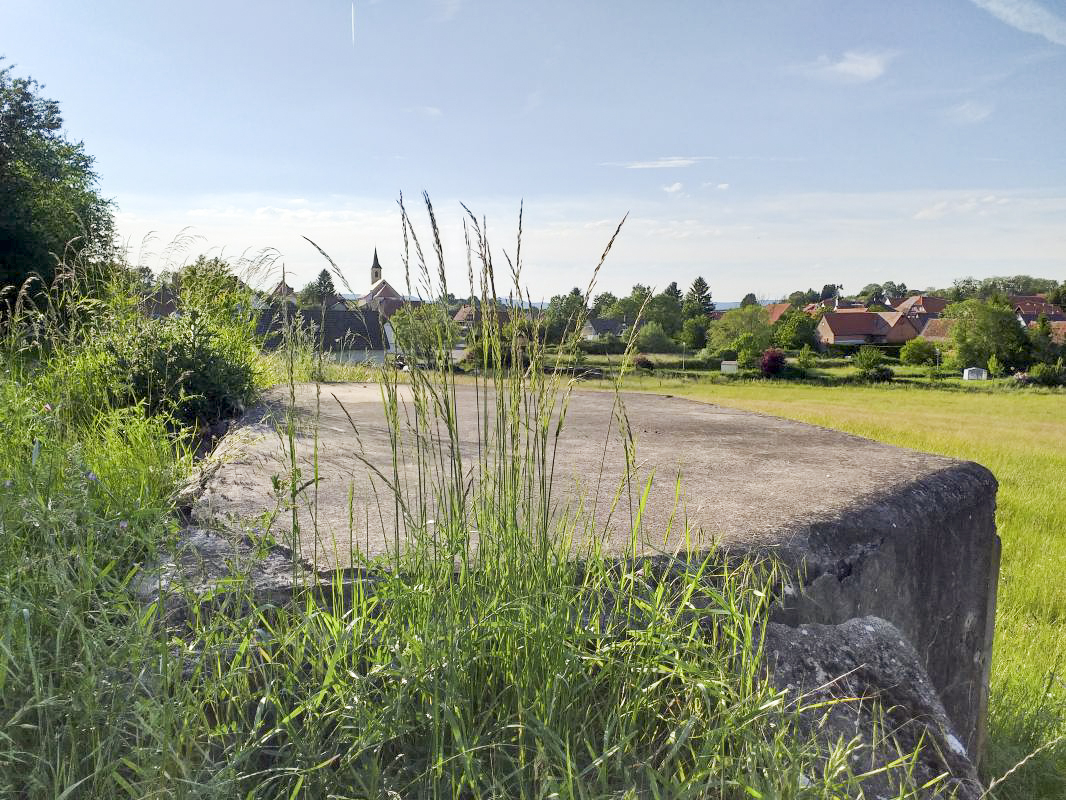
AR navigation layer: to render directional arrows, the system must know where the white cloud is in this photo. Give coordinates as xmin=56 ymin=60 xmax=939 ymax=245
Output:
xmin=912 ymin=193 xmax=1009 ymax=220
xmin=943 ymin=100 xmax=994 ymax=124
xmin=606 ymin=156 xmax=714 ymax=169
xmin=969 ymin=0 xmax=1066 ymax=46
xmin=407 ymin=106 xmax=443 ymax=117
xmin=663 ymin=182 xmax=684 ymax=193
xmin=795 ymin=50 xmax=898 ymax=83
xmin=717 ymin=183 xmax=730 ymax=190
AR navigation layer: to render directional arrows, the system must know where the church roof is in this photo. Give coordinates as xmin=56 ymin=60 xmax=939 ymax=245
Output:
xmin=362 ymin=279 xmax=405 ymax=301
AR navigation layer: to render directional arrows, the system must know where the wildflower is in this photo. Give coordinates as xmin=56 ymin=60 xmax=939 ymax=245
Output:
xmin=43 ymin=403 xmax=52 ymax=413
xmin=118 ymin=520 xmax=129 ymax=530
xmin=2 ymin=480 xmax=12 ymax=489
xmin=85 ymin=470 xmax=98 ymax=483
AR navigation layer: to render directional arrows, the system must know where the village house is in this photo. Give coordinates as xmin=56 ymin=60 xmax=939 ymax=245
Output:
xmin=764 ymin=302 xmax=792 ymax=325
xmin=1009 ymin=295 xmax=1066 ymax=326
xmin=816 ymin=311 xmax=919 ymax=350
xmin=894 ymin=295 xmax=949 ymax=316
xmin=580 ymin=317 xmax=628 ymax=340
xmin=453 ymin=304 xmax=512 ymax=335
xmin=256 ymin=304 xmax=394 ymax=364
xmin=917 ymin=317 xmax=956 ymax=345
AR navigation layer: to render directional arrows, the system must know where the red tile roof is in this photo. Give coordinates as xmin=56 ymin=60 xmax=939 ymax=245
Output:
xmin=919 ymin=318 xmax=956 ymax=342
xmin=1011 ymin=295 xmax=1066 ymax=319
xmin=819 ymin=311 xmax=918 ymax=343
xmin=765 ymin=302 xmax=792 ymax=324
xmin=894 ymin=295 xmax=949 ymax=315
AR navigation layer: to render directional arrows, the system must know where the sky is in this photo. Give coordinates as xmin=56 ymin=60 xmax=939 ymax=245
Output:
xmin=3 ymin=0 xmax=1065 ymax=303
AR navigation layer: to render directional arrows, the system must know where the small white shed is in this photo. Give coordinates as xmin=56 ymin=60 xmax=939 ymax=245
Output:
xmin=721 ymin=360 xmax=739 ymax=374
xmin=963 ymin=367 xmax=989 ymax=381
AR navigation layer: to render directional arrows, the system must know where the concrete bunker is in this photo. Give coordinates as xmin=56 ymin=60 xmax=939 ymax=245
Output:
xmin=188 ymin=382 xmax=999 ymax=780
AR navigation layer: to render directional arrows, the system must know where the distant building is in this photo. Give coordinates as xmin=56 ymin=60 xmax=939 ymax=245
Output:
xmin=816 ymin=311 xmax=918 ymax=349
xmin=453 ymin=304 xmax=511 ymax=334
xmin=918 ymin=318 xmax=956 ymax=344
xmin=256 ymin=304 xmax=393 ymax=364
xmin=1010 ymin=295 xmax=1066 ymax=326
xmin=963 ymin=367 xmax=988 ymax=381
xmin=270 ymin=279 xmax=296 ymax=299
xmin=764 ymin=302 xmax=792 ymax=325
xmin=356 ymin=250 xmax=421 ymax=319
xmin=581 ymin=317 xmax=628 ymax=340
xmin=894 ymin=295 xmax=949 ymax=317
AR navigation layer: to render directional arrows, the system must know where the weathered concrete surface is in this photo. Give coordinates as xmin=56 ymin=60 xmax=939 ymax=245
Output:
xmin=764 ymin=616 xmax=982 ymax=800
xmin=190 ymin=382 xmax=999 ymax=761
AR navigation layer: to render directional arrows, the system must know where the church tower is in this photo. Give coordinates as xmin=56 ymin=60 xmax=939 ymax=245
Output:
xmin=370 ymin=249 xmax=382 ymax=284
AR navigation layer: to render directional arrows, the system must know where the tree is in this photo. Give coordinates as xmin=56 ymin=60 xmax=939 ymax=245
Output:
xmin=772 ymin=309 xmax=817 ymax=350
xmin=740 ymin=292 xmax=758 ymax=308
xmin=663 ymin=281 xmax=683 ymax=304
xmin=543 ymin=287 xmax=587 ymax=343
xmin=1 ymin=61 xmax=113 ymax=296
xmin=634 ymin=321 xmax=678 ymax=353
xmin=298 ymin=269 xmax=337 ymax=306
xmin=1028 ymin=314 xmax=1060 ymax=366
xmin=943 ymin=299 xmax=1030 ymax=370
xmin=787 ymin=288 xmax=820 ymax=307
xmin=605 ymin=284 xmax=651 ymax=323
xmin=679 ymin=316 xmax=709 ymax=350
xmin=707 ymin=304 xmax=772 ymax=355
xmin=1045 ymin=284 xmax=1066 ymax=308
xmin=682 ymin=276 xmax=714 ymax=318
xmin=820 ymin=284 xmax=842 ymax=301
xmin=880 ymin=280 xmax=907 ymax=300
xmin=858 ymin=283 xmax=886 ymax=306
xmin=644 ymin=286 xmax=683 ymax=336
xmin=590 ymin=291 xmax=617 ymax=319
xmin=899 ymin=337 xmax=937 ymax=367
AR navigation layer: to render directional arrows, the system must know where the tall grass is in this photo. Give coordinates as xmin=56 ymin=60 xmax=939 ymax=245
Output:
xmin=0 ymin=219 xmax=953 ymax=798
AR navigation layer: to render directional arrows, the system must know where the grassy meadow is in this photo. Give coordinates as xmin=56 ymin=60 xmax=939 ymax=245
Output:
xmin=607 ymin=376 xmax=1066 ymax=796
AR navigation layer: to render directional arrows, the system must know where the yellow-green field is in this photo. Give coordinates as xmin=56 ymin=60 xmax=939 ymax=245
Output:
xmin=612 ymin=377 xmax=1065 ymax=796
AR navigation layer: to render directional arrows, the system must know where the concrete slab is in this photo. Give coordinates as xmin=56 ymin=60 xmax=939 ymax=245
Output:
xmin=191 ymin=382 xmax=999 ymax=760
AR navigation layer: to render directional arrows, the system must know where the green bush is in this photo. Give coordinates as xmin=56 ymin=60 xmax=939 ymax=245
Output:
xmin=1028 ymin=362 xmax=1064 ymax=387
xmin=634 ymin=321 xmax=679 ymax=353
xmin=854 ymin=345 xmax=884 ymax=371
xmin=900 ymin=337 xmax=937 ymax=366
xmin=795 ymin=344 xmax=816 ymax=372
xmin=72 ymin=311 xmax=258 ymax=427
xmin=578 ymin=334 xmax=627 ymax=355
xmin=858 ymin=365 xmax=895 ymax=383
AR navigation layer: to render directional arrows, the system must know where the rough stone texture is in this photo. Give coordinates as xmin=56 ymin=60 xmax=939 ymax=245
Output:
xmin=190 ymin=383 xmax=999 ymax=765
xmin=764 ymin=616 xmax=983 ymax=800
xmin=131 ymin=527 xmax=323 ymax=627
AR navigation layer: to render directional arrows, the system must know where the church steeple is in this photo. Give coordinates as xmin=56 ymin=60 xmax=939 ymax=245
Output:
xmin=371 ymin=249 xmax=382 ymax=284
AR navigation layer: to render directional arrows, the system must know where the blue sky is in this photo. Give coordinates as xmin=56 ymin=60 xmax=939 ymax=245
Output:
xmin=3 ymin=0 xmax=1065 ymax=302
